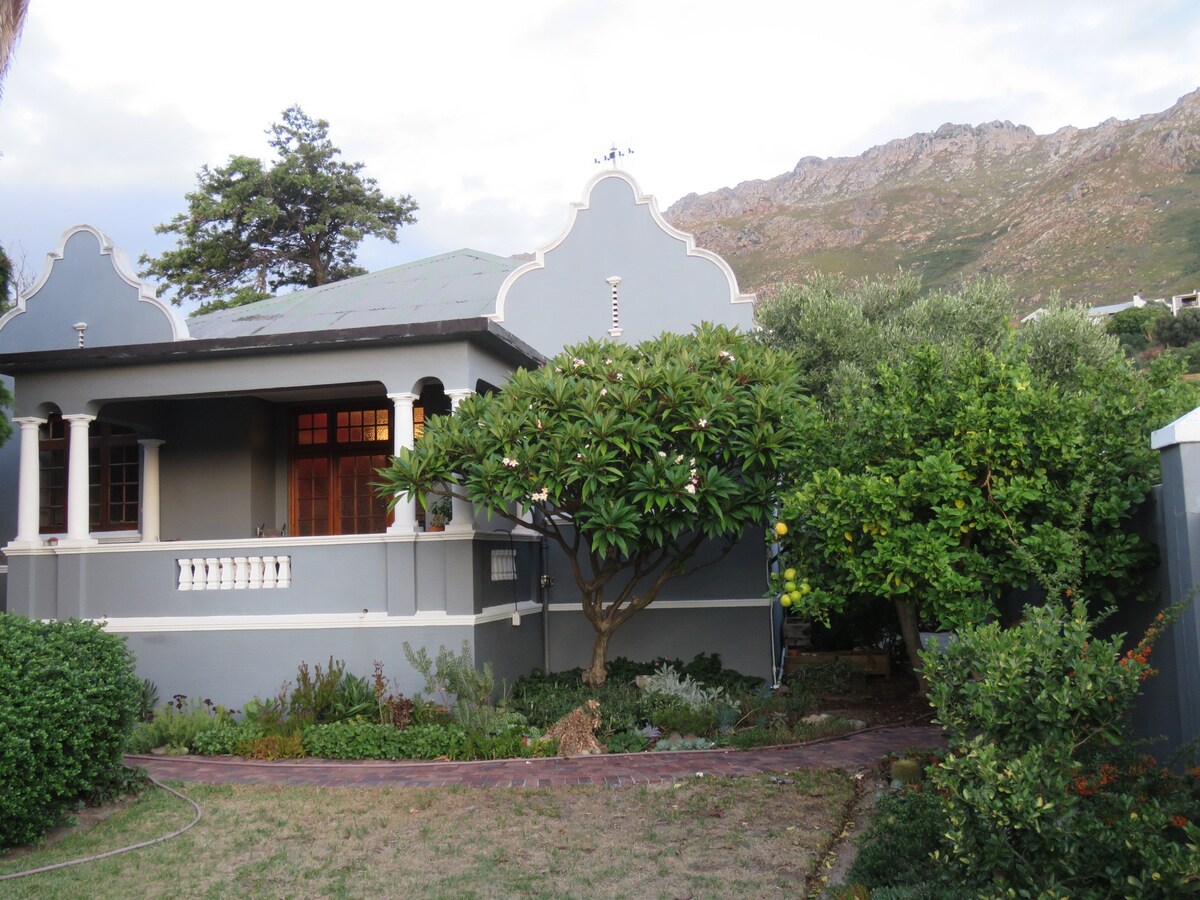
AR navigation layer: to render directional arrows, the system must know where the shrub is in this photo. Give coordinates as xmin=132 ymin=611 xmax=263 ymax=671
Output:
xmin=0 ymin=615 xmax=141 ymax=848
xmin=127 ymin=697 xmax=233 ymax=754
xmin=845 ymin=788 xmax=953 ymax=891
xmin=191 ymin=721 xmax=263 ymax=755
xmin=290 ymin=656 xmax=346 ymax=725
xmin=238 ymin=734 xmax=306 ymax=760
xmin=302 ymin=722 xmax=466 ymax=761
xmin=922 ymin=599 xmax=1200 ymax=895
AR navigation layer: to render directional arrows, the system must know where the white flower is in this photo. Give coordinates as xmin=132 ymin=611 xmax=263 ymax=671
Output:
xmin=572 ymin=357 xmax=585 ymax=369
xmin=615 ymin=373 xmax=623 ymax=380
xmin=502 ymin=457 xmax=519 ymax=469
xmin=675 ymin=454 xmax=684 ymax=464
xmin=576 ymin=453 xmax=584 ymax=461
xmin=658 ymin=451 xmax=667 ymax=458
xmin=604 ymin=358 xmax=614 ymax=365
xmin=684 ymin=484 xmax=696 ymax=494
xmin=531 ymin=487 xmax=550 ymax=502
xmin=600 ymin=388 xmax=607 ymax=396
xmin=697 ymin=419 xmax=708 ymax=429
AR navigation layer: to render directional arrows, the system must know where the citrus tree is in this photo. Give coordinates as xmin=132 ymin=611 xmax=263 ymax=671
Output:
xmin=774 ymin=341 xmax=1194 ymax=683
xmin=376 ymin=325 xmax=814 ymax=686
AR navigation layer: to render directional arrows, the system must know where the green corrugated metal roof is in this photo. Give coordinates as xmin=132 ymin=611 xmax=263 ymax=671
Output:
xmin=187 ymin=249 xmax=518 ymax=339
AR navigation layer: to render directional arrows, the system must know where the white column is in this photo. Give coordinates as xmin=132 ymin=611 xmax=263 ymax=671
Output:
xmin=445 ymin=389 xmax=475 ymax=533
xmin=387 ymin=392 xmax=419 ymax=534
xmin=63 ymin=414 xmax=96 ymax=545
xmin=12 ymin=417 xmax=46 ymax=547
xmin=138 ymin=439 xmax=164 ymax=542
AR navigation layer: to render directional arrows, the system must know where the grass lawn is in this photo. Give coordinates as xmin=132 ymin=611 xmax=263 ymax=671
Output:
xmin=0 ymin=769 xmax=853 ymax=899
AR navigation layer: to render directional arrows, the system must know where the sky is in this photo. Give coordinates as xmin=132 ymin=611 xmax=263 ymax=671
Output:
xmin=1 ymin=0 xmax=1198 ymax=306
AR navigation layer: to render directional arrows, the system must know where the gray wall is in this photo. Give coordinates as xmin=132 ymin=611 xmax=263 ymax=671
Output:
xmin=546 ymin=606 xmax=773 ymax=682
xmin=0 ymin=227 xmax=183 ymax=354
xmin=1131 ymin=440 xmax=1200 ymax=760
xmin=0 ymin=375 xmax=16 ymax=609
xmin=499 ymin=172 xmax=754 ymax=357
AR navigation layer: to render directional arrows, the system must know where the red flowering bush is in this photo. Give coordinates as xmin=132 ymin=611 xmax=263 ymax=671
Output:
xmin=923 ymin=601 xmax=1199 ymax=896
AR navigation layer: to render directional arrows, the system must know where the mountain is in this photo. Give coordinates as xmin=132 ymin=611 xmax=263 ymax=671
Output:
xmin=666 ymin=90 xmax=1200 ymax=308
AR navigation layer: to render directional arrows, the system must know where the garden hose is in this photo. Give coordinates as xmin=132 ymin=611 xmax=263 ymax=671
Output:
xmin=0 ymin=776 xmax=202 ymax=881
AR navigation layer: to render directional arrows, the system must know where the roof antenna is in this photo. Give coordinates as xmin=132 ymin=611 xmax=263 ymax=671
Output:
xmin=594 ymin=144 xmax=634 ymax=169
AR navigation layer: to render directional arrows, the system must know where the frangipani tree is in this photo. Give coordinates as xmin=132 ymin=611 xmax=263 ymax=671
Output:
xmin=377 ymin=324 xmax=814 ymax=686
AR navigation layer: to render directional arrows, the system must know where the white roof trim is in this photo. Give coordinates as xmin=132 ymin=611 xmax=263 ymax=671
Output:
xmin=0 ymin=224 xmax=191 ymax=341
xmin=1151 ymin=405 xmax=1200 ymax=450
xmin=490 ymin=170 xmax=754 ymax=324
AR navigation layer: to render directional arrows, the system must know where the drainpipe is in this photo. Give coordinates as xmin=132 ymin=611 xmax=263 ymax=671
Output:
xmin=539 ymin=536 xmax=551 ymax=673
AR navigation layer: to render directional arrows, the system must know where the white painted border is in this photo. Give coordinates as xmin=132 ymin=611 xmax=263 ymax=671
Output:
xmin=1151 ymin=406 xmax=1200 ymax=450
xmin=0 ymin=224 xmax=191 ymax=342
xmin=3 ymin=529 xmax=542 ymax=557
xmin=490 ymin=170 xmax=755 ymax=324
xmin=548 ymin=598 xmax=769 ymax=612
xmin=94 ymin=601 xmax=544 ymax=633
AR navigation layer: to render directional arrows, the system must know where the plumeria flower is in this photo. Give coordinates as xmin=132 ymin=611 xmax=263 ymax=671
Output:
xmin=576 ymin=453 xmax=584 ymax=461
xmin=684 ymin=484 xmax=696 ymax=494
xmin=718 ymin=350 xmax=735 ymax=362
xmin=658 ymin=451 xmax=667 ymax=458
xmin=697 ymin=419 xmax=708 ymax=429
xmin=572 ymin=357 xmax=585 ymax=369
xmin=615 ymin=373 xmax=623 ymax=380
xmin=600 ymin=388 xmax=607 ymax=396
xmin=675 ymin=455 xmax=684 ymax=464
xmin=531 ymin=487 xmax=550 ymax=502
xmin=604 ymin=358 xmax=614 ymax=365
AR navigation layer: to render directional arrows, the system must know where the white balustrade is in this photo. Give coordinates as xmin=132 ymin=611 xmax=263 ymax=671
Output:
xmin=176 ymin=556 xmax=292 ymax=591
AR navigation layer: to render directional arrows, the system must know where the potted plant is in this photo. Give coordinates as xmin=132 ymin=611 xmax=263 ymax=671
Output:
xmin=427 ymin=497 xmax=453 ymax=532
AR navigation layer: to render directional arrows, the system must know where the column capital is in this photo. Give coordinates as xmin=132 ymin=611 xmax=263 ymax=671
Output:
xmin=138 ymin=438 xmax=166 ymax=449
xmin=445 ymin=388 xmax=474 ymax=400
xmin=12 ymin=416 xmax=47 ymax=427
xmin=62 ymin=413 xmax=97 ymax=425
xmin=387 ymin=392 xmax=419 ymax=404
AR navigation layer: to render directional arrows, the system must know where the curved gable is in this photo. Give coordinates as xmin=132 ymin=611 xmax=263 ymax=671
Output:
xmin=491 ymin=171 xmax=753 ymax=355
xmin=0 ymin=224 xmax=189 ymax=353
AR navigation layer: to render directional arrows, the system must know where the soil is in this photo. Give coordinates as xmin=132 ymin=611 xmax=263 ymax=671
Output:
xmin=815 ymin=673 xmax=934 ymax=728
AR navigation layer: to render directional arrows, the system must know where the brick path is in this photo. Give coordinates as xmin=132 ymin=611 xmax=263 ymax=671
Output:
xmin=126 ymin=723 xmax=943 ymax=789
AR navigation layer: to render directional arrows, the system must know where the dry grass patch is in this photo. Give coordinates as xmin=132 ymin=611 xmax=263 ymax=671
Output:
xmin=0 ymin=769 xmax=852 ymax=898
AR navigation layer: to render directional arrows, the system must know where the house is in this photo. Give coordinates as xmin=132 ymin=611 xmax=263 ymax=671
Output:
xmin=0 ymin=170 xmax=771 ymax=703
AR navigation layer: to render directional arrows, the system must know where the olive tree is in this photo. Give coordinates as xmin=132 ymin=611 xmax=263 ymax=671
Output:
xmin=376 ymin=325 xmax=814 ymax=686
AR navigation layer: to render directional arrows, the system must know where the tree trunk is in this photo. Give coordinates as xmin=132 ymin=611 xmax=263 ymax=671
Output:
xmin=582 ymin=626 xmax=614 ymax=688
xmin=894 ymin=597 xmax=928 ymax=695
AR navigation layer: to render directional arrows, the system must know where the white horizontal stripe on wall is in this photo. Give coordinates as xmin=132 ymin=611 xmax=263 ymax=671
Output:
xmin=94 ymin=601 xmax=543 ymax=633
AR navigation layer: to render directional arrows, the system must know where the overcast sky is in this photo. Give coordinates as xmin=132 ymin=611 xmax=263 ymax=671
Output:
xmin=1 ymin=1 xmax=1198 ymax=301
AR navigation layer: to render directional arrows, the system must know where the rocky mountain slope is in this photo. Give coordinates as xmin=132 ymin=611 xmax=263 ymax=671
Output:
xmin=666 ymin=90 xmax=1200 ymax=307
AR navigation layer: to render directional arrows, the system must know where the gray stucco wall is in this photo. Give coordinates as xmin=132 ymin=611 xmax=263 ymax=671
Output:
xmin=1134 ymin=445 xmax=1200 ymax=758
xmin=546 ymin=606 xmax=773 ymax=682
xmin=0 ymin=375 xmax=16 ymax=609
xmin=542 ymin=524 xmax=768 ymax=605
xmin=7 ymin=339 xmax=515 ymax=421
xmin=0 ymin=227 xmax=183 ymax=354
xmin=124 ymin=624 xmax=481 ymax=709
xmin=498 ymin=172 xmax=754 ymax=357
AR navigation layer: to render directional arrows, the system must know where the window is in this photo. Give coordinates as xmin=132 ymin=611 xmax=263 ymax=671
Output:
xmin=40 ymin=414 xmax=140 ymax=533
xmin=291 ymin=404 xmax=392 ymax=536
